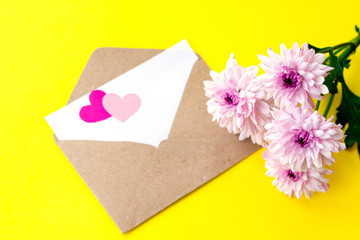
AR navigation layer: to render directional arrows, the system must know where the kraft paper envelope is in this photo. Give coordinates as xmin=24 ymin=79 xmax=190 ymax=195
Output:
xmin=47 ymin=41 xmax=260 ymax=233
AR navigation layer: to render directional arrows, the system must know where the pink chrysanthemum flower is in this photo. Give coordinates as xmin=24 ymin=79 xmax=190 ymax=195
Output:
xmin=264 ymin=150 xmax=332 ymax=199
xmin=257 ymin=42 xmax=333 ymax=111
xmin=204 ymin=53 xmax=271 ymax=145
xmin=264 ymin=107 xmax=345 ymax=172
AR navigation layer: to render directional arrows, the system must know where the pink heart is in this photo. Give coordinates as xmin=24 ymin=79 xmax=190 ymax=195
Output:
xmin=103 ymin=93 xmax=141 ymax=122
xmin=79 ymin=90 xmax=112 ymax=123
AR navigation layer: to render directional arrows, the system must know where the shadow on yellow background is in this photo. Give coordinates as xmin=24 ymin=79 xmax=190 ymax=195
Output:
xmin=0 ymin=0 xmax=359 ymax=239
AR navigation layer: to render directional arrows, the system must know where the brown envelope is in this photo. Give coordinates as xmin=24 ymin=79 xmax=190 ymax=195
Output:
xmin=53 ymin=47 xmax=260 ymax=233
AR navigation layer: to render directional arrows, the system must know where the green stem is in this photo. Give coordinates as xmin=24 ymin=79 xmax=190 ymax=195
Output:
xmin=323 ymin=94 xmax=334 ymax=118
xmin=324 ymin=46 xmax=346 ymax=63
xmin=338 ymin=34 xmax=360 ymax=62
xmin=315 ymin=100 xmax=321 ymax=110
xmin=321 ymin=33 xmax=360 ymax=119
xmin=318 ymin=42 xmax=356 ymax=53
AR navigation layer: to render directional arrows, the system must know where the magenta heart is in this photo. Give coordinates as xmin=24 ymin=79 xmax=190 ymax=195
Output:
xmin=103 ymin=93 xmax=141 ymax=122
xmin=79 ymin=90 xmax=112 ymax=123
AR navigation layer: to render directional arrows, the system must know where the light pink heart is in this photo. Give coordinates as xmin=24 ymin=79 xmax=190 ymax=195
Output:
xmin=102 ymin=93 xmax=141 ymax=122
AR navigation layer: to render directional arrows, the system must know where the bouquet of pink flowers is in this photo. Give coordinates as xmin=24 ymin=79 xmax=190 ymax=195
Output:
xmin=204 ymin=26 xmax=360 ymax=198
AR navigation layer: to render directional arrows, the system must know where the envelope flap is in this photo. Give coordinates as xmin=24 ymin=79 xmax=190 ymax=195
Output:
xmin=67 ymin=48 xmax=163 ymax=104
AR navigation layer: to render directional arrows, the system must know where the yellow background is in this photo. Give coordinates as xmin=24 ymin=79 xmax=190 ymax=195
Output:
xmin=1 ymin=0 xmax=359 ymax=239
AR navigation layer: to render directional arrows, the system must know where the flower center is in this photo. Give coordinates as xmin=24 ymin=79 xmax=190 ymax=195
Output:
xmin=283 ymin=78 xmax=295 ymax=87
xmin=281 ymin=66 xmax=301 ymax=88
xmin=222 ymin=88 xmax=239 ymax=106
xmin=286 ymin=170 xmax=303 ymax=182
xmin=295 ymin=130 xmax=310 ymax=147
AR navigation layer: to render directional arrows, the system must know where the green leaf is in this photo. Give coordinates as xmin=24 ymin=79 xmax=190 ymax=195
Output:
xmin=356 ymin=25 xmax=359 ymax=33
xmin=336 ymin=81 xmax=360 ymax=153
xmin=324 ymin=75 xmax=338 ymax=94
xmin=344 ymin=124 xmax=360 ymax=148
xmin=329 ymin=51 xmax=345 ymax=83
xmin=323 ymin=51 xmax=344 ymax=94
